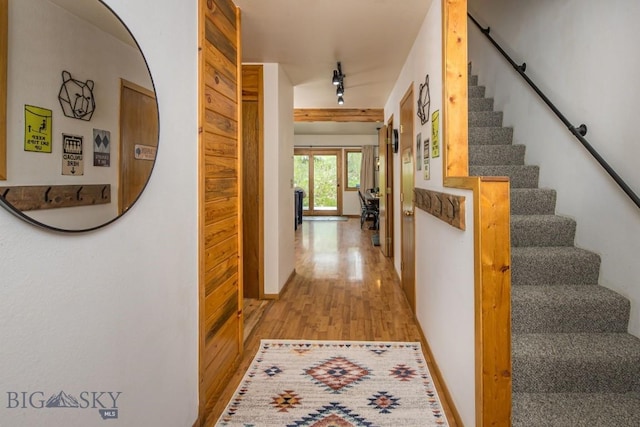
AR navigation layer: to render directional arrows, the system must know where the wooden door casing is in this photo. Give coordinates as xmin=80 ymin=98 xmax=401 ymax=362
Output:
xmin=377 ymin=125 xmax=389 ymax=256
xmin=241 ymin=65 xmax=264 ymax=300
xmin=198 ymin=0 xmax=243 ymax=424
xmin=400 ymin=86 xmax=415 ymax=313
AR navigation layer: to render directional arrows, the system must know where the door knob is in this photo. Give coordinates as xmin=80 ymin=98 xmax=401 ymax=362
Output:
xmin=403 ymin=210 xmax=414 ymax=216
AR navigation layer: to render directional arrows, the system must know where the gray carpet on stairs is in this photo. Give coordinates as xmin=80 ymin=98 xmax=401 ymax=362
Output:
xmin=468 ymin=68 xmax=640 ymax=425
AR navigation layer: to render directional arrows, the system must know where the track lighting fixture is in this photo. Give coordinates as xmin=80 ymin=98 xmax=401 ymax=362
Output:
xmin=331 ymin=62 xmax=345 ymax=104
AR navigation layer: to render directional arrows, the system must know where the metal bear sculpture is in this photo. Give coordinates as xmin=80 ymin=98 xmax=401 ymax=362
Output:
xmin=58 ymin=70 xmax=95 ymax=121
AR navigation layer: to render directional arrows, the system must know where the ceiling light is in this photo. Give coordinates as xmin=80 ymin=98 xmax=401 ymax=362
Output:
xmin=332 ymin=70 xmax=340 ymax=85
xmin=336 ymin=84 xmax=344 ymax=97
xmin=337 ymin=96 xmax=344 ymax=105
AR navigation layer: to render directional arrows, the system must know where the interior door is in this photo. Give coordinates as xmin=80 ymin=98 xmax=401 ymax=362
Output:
xmin=294 ymin=149 xmax=342 ymax=216
xmin=400 ymin=86 xmax=415 ymax=313
xmin=119 ymin=80 xmax=158 ymax=214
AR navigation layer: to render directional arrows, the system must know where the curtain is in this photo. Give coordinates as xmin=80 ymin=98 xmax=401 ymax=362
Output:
xmin=360 ymin=145 xmax=375 ymax=192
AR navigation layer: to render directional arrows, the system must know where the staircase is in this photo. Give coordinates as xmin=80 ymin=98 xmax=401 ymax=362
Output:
xmin=468 ymin=69 xmax=640 ymax=426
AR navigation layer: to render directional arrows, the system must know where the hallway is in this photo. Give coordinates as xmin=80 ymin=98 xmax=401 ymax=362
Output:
xmin=208 ymin=218 xmax=457 ymax=425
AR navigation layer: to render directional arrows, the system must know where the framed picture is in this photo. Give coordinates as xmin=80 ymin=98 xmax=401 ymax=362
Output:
xmin=416 ymin=132 xmax=422 ymax=171
xmin=423 ymin=138 xmax=430 ymax=180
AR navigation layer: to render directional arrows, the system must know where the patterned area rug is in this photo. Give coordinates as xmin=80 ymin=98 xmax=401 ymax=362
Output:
xmin=216 ymin=340 xmax=449 ymax=426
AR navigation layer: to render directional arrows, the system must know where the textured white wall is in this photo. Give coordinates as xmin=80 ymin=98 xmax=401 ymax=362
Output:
xmin=469 ymin=0 xmax=640 ymax=336
xmin=277 ymin=65 xmax=295 ymax=290
xmin=262 ymin=63 xmax=295 ymax=295
xmin=5 ymin=0 xmax=152 ymax=230
xmin=0 ymin=0 xmax=199 ymax=425
xmin=384 ymin=0 xmax=476 ymax=424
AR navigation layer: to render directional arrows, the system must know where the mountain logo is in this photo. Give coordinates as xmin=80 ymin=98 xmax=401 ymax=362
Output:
xmin=45 ymin=391 xmax=80 ymax=408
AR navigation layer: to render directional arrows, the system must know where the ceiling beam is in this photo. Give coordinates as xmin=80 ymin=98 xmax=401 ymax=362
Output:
xmin=294 ymin=108 xmax=384 ymax=123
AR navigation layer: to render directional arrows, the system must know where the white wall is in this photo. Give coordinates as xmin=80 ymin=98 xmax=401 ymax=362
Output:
xmin=384 ymin=0 xmax=476 ymax=424
xmin=294 ymin=134 xmax=378 ymax=216
xmin=469 ymin=0 xmax=640 ymax=336
xmin=5 ymin=0 xmax=152 ymax=230
xmin=262 ymin=63 xmax=295 ymax=295
xmin=0 ymin=0 xmax=199 ymax=425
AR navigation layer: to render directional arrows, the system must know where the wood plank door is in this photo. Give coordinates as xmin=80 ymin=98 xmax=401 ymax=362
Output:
xmin=198 ymin=0 xmax=242 ymax=424
xmin=118 ymin=80 xmax=158 ymax=214
xmin=241 ymin=65 xmax=263 ymax=300
xmin=400 ymin=86 xmax=415 ymax=313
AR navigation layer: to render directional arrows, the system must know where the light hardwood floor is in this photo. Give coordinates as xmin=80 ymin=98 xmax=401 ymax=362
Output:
xmin=206 ymin=217 xmax=457 ymax=426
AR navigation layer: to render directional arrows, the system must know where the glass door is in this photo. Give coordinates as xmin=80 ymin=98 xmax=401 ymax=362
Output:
xmin=294 ymin=149 xmax=342 ymax=216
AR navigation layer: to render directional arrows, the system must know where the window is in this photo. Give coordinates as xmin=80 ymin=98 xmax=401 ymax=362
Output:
xmin=344 ymin=149 xmax=362 ymax=191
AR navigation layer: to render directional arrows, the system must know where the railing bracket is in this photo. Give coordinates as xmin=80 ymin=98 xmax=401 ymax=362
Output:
xmin=575 ymin=124 xmax=587 ymax=137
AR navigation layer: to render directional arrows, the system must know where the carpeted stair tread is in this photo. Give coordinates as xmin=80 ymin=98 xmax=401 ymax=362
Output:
xmin=469 ymin=74 xmax=479 ymax=86
xmin=511 ymin=246 xmax=600 ymax=285
xmin=511 ymin=214 xmax=576 ymax=247
xmin=469 ymin=144 xmax=525 ymax=165
xmin=469 ymin=126 xmax=514 ymax=145
xmin=512 ymin=333 xmax=640 ymax=393
xmin=512 ymin=285 xmax=630 ymax=333
xmin=512 ymin=392 xmax=640 ymax=426
xmin=511 ymin=188 xmax=557 ymax=215
xmin=469 ymin=97 xmax=494 ymax=111
xmin=468 ymin=85 xmax=486 ymax=98
xmin=469 ymin=110 xmax=503 ymax=127
xmin=469 ymin=165 xmax=539 ymax=188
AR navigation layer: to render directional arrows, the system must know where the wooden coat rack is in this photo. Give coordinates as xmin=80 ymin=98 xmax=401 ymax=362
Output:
xmin=0 ymin=184 xmax=111 ymax=211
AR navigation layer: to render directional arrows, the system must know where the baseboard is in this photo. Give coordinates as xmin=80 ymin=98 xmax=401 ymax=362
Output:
xmin=262 ymin=269 xmax=296 ymax=300
xmin=415 ymin=317 xmax=464 ymax=427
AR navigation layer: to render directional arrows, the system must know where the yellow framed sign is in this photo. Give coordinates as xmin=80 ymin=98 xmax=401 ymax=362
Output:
xmin=24 ymin=105 xmax=52 ymax=153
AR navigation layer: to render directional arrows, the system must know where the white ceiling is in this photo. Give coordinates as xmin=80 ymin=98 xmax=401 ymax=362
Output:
xmin=235 ymin=0 xmax=432 ymax=110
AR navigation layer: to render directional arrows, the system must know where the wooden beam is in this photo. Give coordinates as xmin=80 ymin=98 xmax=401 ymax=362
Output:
xmin=294 ymin=108 xmax=383 ymax=123
xmin=442 ymin=0 xmax=469 ymax=178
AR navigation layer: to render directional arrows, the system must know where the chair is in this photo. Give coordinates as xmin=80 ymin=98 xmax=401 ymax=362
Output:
xmin=358 ymin=190 xmax=379 ymax=229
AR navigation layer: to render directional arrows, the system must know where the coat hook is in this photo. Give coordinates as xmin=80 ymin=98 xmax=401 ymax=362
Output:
xmin=44 ymin=186 xmax=52 ymax=203
xmin=76 ymin=186 xmax=83 ymax=201
xmin=101 ymin=185 xmax=108 ymax=199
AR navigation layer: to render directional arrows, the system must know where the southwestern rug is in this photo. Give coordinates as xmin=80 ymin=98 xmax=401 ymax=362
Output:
xmin=216 ymin=340 xmax=449 ymax=426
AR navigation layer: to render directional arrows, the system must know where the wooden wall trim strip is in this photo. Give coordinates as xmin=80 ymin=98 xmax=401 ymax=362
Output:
xmin=294 ymin=108 xmax=383 ymax=123
xmin=442 ymin=0 xmax=511 ymax=424
xmin=0 ymin=0 xmax=7 ymax=181
xmin=413 ymin=188 xmax=465 ymax=230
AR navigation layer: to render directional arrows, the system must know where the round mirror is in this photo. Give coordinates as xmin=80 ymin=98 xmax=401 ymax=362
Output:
xmin=0 ymin=0 xmax=158 ymax=232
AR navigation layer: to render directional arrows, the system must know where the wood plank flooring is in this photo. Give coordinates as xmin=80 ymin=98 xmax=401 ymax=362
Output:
xmin=205 ymin=218 xmax=457 ymax=426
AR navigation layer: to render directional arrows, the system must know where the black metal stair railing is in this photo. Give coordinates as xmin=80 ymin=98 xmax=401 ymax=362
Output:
xmin=468 ymin=13 xmax=640 ymax=210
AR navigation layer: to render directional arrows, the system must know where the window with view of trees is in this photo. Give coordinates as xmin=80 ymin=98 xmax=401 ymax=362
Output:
xmin=345 ymin=149 xmax=362 ymax=191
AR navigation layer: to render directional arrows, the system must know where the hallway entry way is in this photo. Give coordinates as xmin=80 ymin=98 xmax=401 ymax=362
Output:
xmin=294 ymin=148 xmax=343 ymax=216
xmin=205 ymin=218 xmax=457 ymax=425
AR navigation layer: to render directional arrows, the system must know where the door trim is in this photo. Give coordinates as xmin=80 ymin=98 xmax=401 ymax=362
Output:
xmin=294 ymin=148 xmax=343 ymax=216
xmin=399 ymin=84 xmax=415 ymax=313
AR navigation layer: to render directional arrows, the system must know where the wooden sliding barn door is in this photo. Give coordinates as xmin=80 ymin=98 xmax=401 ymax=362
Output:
xmin=198 ymin=0 xmax=243 ymax=424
